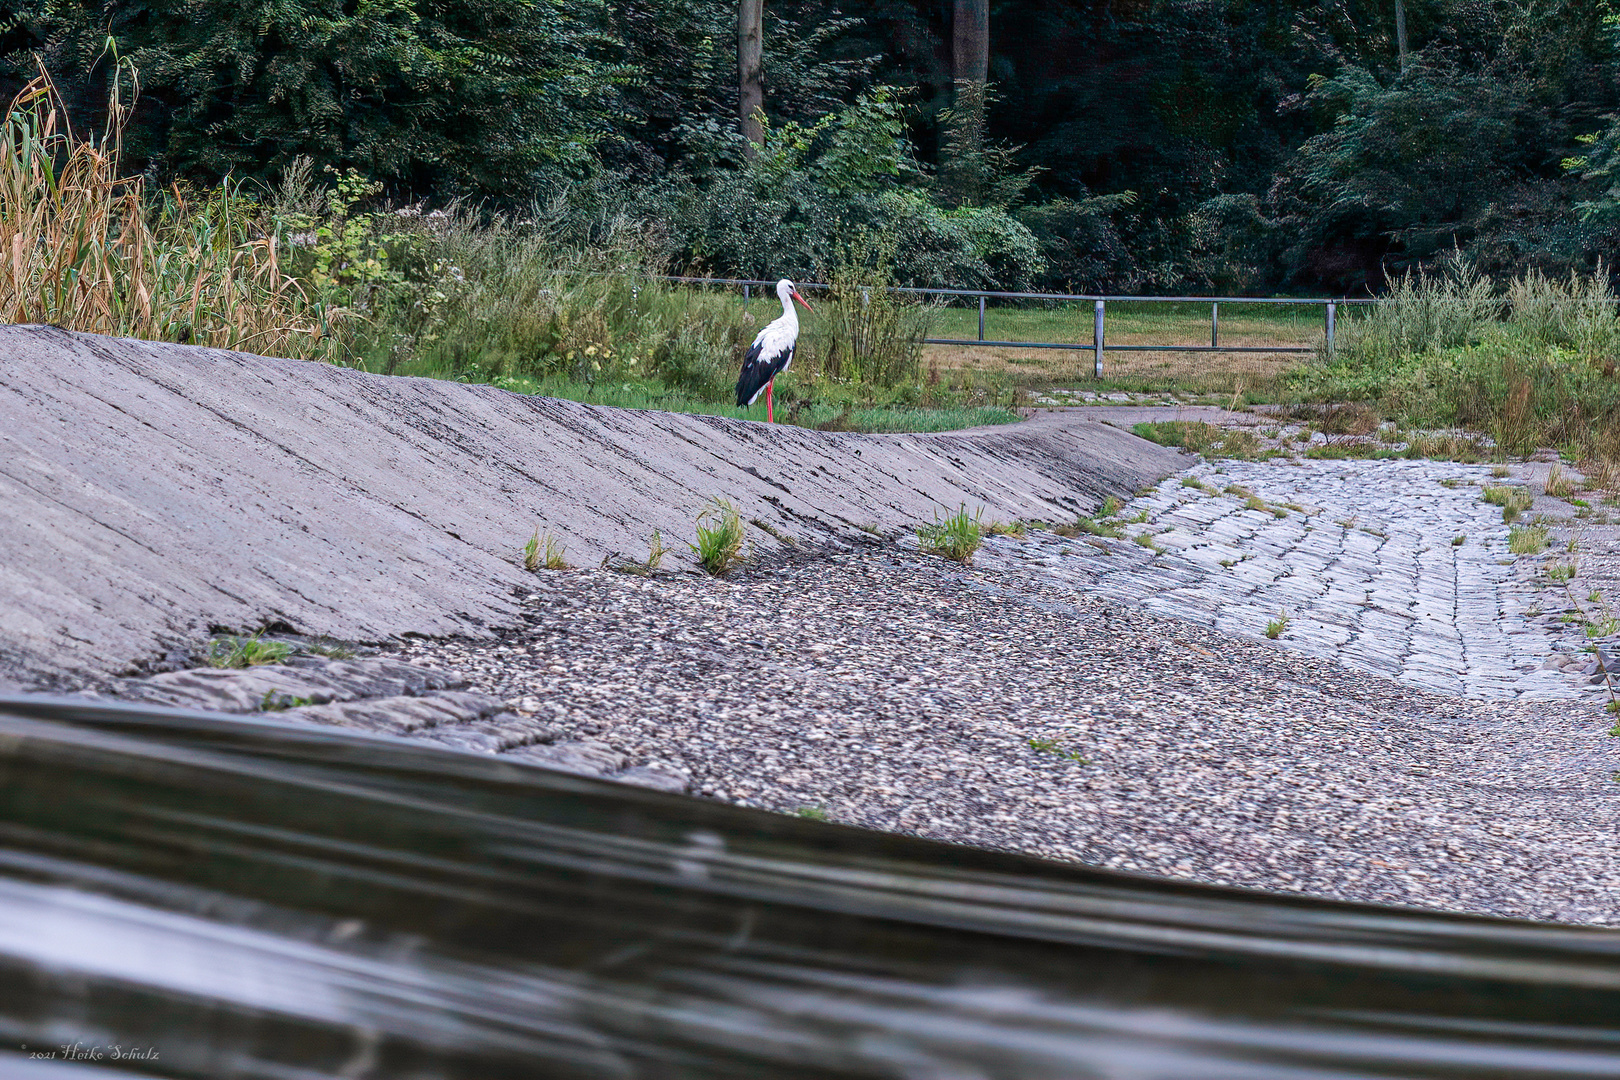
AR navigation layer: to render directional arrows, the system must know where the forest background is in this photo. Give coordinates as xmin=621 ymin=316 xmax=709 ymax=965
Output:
xmin=7 ymin=0 xmax=1620 ymax=297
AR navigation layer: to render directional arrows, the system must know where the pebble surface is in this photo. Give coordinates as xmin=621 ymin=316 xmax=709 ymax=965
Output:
xmin=395 ymin=526 xmax=1620 ymax=926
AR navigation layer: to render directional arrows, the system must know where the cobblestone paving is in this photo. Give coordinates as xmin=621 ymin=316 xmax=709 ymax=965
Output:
xmin=975 ymin=457 xmax=1603 ymax=702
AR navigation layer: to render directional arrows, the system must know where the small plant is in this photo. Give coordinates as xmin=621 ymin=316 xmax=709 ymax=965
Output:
xmin=1180 ymin=477 xmax=1207 ymax=490
xmin=751 ymin=518 xmax=798 ymax=545
xmin=794 ymin=805 xmax=830 ymax=821
xmin=690 ymin=498 xmax=746 ymax=576
xmin=1028 ymin=737 xmax=1088 ymax=763
xmin=1544 ymin=464 xmax=1577 ymax=499
xmin=645 ymin=529 xmax=670 ymax=570
xmin=1439 ymin=478 xmax=1460 ymax=489
xmin=1483 ymin=484 xmax=1534 ymax=522
xmin=208 ymin=633 xmax=292 ymax=669
xmin=1100 ymin=495 xmax=1123 ymax=517
xmin=1133 ymin=531 xmax=1166 ymax=554
xmin=1265 ymin=613 xmax=1289 ymax=639
xmin=608 ymin=529 xmax=673 ymax=576
xmin=1588 ymin=617 xmax=1619 ymax=639
xmin=855 ymin=523 xmax=882 ymax=536
xmin=1452 ymin=535 xmax=1466 ymax=546
xmin=301 ymin=638 xmax=356 ymax=659
xmin=1219 ymin=558 xmax=1236 ymax=568
xmin=1548 ymin=562 xmax=1577 ymax=582
xmin=987 ymin=520 xmax=1027 ymax=537
xmin=1508 ymin=524 xmax=1548 ymax=554
xmin=1491 ymin=465 xmax=1511 ymax=478
xmin=525 ymin=529 xmax=568 ymax=570
xmin=259 ymin=690 xmax=313 ymax=712
xmin=918 ymin=504 xmax=984 ymax=564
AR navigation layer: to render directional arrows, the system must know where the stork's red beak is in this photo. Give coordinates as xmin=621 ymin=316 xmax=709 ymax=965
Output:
xmin=792 ymin=290 xmax=813 ymax=312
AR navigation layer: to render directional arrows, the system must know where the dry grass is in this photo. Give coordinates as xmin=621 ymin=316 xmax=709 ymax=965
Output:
xmin=0 ymin=68 xmax=334 ymax=358
xmin=1544 ymin=464 xmax=1577 ymax=499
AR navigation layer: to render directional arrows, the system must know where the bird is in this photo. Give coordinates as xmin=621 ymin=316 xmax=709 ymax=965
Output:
xmin=736 ymin=278 xmax=812 ymax=424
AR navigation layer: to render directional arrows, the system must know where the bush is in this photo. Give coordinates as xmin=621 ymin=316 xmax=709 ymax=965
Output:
xmin=808 ymin=233 xmax=934 ymax=387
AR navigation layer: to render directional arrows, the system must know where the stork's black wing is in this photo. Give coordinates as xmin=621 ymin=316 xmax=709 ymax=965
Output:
xmin=735 ymin=341 xmax=794 ymax=406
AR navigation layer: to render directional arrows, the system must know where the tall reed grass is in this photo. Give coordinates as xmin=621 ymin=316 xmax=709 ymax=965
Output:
xmin=0 ymin=70 xmax=334 ymax=358
xmin=1301 ymin=258 xmax=1620 ymax=461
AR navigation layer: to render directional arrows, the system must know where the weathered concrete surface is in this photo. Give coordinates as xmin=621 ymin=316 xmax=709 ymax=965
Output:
xmin=0 ymin=326 xmax=1182 ymax=688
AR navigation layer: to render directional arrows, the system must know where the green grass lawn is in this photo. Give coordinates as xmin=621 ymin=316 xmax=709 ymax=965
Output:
xmin=927 ymin=298 xmax=1328 ymax=348
xmin=738 ymin=294 xmax=1329 ymax=350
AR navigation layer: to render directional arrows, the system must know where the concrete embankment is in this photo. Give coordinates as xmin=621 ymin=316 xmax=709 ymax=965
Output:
xmin=0 ymin=326 xmax=1182 ymax=688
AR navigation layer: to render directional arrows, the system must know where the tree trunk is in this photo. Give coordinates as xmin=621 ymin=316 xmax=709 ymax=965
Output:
xmin=952 ymin=0 xmax=989 ymax=85
xmin=738 ymin=0 xmax=764 ymax=156
xmin=943 ymin=0 xmax=989 ymax=206
xmin=1394 ymin=0 xmax=1409 ymax=73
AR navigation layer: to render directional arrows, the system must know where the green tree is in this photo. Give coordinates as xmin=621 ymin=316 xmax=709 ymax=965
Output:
xmin=25 ymin=0 xmax=625 ymax=193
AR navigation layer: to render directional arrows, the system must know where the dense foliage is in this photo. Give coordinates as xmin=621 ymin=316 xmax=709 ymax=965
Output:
xmin=6 ymin=0 xmax=1620 ymax=293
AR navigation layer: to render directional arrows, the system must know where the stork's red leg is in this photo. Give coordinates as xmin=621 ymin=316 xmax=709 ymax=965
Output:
xmin=766 ymin=380 xmax=774 ymax=424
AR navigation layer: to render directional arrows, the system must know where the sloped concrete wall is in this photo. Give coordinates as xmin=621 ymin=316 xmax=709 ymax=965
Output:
xmin=0 ymin=326 xmax=1183 ymax=688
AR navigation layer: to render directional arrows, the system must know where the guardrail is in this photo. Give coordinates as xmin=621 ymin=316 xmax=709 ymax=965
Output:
xmin=662 ymin=275 xmax=1378 ymax=376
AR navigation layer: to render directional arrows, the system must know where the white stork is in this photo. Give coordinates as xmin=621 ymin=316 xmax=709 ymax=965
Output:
xmin=736 ymin=278 xmax=812 ymax=423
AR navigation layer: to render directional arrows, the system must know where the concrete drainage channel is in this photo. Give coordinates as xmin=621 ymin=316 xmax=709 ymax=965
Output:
xmin=975 ymin=455 xmax=1614 ymax=703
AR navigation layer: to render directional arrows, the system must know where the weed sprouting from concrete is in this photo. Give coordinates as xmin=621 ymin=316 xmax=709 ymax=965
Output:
xmin=524 ymin=528 xmax=569 ymax=571
xmin=208 ymin=633 xmax=292 ymax=669
xmin=1508 ymin=524 xmax=1548 ymax=554
xmin=1545 ymin=464 xmax=1577 ymax=499
xmin=691 ymin=498 xmax=746 ymax=576
xmin=918 ymin=504 xmax=984 ymax=564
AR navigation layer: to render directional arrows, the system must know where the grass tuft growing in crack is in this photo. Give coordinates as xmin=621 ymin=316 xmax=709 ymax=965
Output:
xmin=918 ymin=504 xmax=984 ymax=565
xmin=1483 ymin=484 xmax=1535 ymax=522
xmin=1265 ymin=613 xmax=1290 ymax=640
xmin=524 ymin=528 xmax=569 ymax=571
xmin=1508 ymin=524 xmax=1548 ymax=554
xmin=690 ymin=499 xmax=747 ymax=576
xmin=259 ymin=690 xmax=313 ymax=712
xmin=208 ymin=633 xmax=292 ymax=669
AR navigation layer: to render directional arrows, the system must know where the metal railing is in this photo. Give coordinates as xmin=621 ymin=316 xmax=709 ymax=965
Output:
xmin=662 ymin=275 xmax=1377 ymax=377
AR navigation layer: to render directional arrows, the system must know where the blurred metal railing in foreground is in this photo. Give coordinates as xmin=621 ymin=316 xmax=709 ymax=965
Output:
xmin=662 ymin=275 xmax=1379 ymax=376
xmin=4 ymin=693 xmax=1620 ymax=1079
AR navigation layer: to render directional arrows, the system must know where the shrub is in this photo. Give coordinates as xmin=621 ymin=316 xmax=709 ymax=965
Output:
xmin=808 ymin=232 xmax=934 ymax=387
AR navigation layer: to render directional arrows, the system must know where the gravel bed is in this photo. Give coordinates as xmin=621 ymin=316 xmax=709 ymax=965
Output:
xmin=394 ymin=542 xmax=1620 ymax=926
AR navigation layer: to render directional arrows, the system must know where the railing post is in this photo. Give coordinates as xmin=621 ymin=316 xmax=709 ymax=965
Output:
xmin=1325 ymin=301 xmax=1336 ymax=356
xmin=1211 ymin=302 xmax=1219 ymax=348
xmin=1094 ymin=300 xmax=1105 ymax=378
xmin=743 ymin=284 xmax=751 ymax=303
xmin=978 ymin=295 xmax=986 ymax=342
